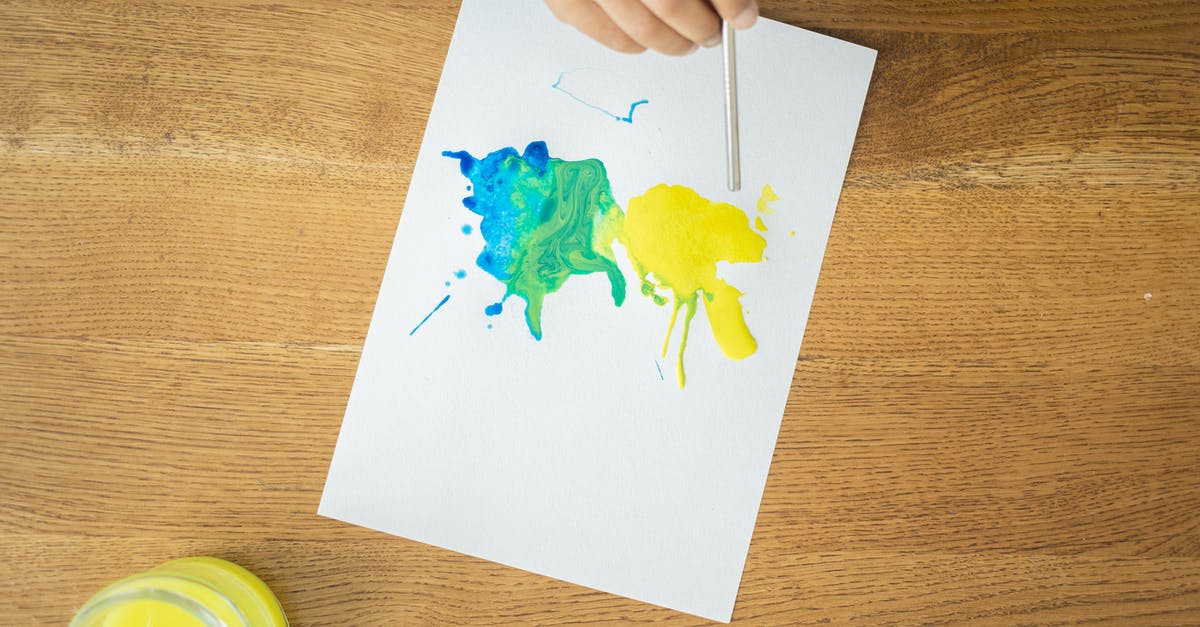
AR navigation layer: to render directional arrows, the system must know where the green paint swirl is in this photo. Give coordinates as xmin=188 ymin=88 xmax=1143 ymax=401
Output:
xmin=443 ymin=142 xmax=625 ymax=339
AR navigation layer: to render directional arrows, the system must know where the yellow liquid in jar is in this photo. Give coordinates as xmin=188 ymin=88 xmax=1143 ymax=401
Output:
xmin=71 ymin=557 xmax=288 ymax=627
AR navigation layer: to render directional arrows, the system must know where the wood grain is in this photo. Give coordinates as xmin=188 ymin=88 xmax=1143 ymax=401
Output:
xmin=2 ymin=0 xmax=1198 ymax=624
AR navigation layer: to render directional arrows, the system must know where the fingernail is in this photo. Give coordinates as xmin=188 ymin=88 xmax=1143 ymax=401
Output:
xmin=683 ymin=43 xmax=698 ymax=55
xmin=732 ymin=6 xmax=758 ymax=30
xmin=702 ymin=31 xmax=721 ymax=48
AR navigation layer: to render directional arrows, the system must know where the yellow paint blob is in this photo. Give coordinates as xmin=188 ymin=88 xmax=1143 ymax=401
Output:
xmin=756 ymin=183 xmax=779 ymax=214
xmin=753 ymin=185 xmax=776 ymax=232
xmin=621 ymin=184 xmax=767 ymax=387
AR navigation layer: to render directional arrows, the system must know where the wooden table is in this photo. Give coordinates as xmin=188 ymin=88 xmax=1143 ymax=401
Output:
xmin=3 ymin=1 xmax=1198 ymax=624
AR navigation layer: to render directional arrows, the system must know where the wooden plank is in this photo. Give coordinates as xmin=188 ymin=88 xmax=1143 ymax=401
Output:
xmin=2 ymin=537 xmax=1197 ymax=625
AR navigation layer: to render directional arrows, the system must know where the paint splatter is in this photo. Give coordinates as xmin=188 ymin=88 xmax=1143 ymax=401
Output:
xmin=757 ymin=184 xmax=779 ymax=214
xmin=551 ymin=71 xmax=649 ymax=124
xmin=444 ymin=141 xmax=772 ymax=388
xmin=410 ymin=294 xmax=451 ymax=336
xmin=462 ymin=224 xmax=473 ymax=235
xmin=454 ymin=269 xmax=467 ymax=279
xmin=754 ymin=184 xmax=778 ymax=232
xmin=622 ymin=185 xmax=766 ymax=387
xmin=443 ymin=141 xmax=626 ymax=339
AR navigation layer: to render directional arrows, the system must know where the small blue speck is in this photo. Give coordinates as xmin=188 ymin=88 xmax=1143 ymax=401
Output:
xmin=461 ymin=224 xmax=473 ymax=235
xmin=487 ymin=323 xmax=493 ymax=330
xmin=444 ymin=280 xmax=450 ymax=287
xmin=454 ymin=269 xmax=467 ymax=279
xmin=485 ymin=302 xmax=503 ymax=316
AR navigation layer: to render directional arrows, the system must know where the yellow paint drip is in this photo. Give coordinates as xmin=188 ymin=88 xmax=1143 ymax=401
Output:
xmin=622 ymin=184 xmax=767 ymax=387
xmin=754 ymin=216 xmax=767 ymax=232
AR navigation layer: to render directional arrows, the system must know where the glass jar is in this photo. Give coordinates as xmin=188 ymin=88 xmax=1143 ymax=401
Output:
xmin=70 ymin=556 xmax=288 ymax=627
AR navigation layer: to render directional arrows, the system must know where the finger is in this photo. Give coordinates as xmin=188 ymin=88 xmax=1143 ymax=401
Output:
xmin=643 ymin=0 xmax=722 ymax=48
xmin=710 ymin=0 xmax=758 ymax=29
xmin=595 ymin=0 xmax=697 ymax=56
xmin=546 ymin=0 xmax=646 ymax=53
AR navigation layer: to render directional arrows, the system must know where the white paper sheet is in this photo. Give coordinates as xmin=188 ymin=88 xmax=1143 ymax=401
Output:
xmin=320 ymin=2 xmax=875 ymax=621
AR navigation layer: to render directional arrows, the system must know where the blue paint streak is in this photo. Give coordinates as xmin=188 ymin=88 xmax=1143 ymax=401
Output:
xmin=655 ymin=360 xmax=664 ymax=381
xmin=410 ymin=294 xmax=450 ymax=336
xmin=551 ymin=72 xmax=649 ymax=124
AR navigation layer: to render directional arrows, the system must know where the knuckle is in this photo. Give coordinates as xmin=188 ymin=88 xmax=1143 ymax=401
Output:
xmin=657 ymin=37 xmax=694 ymax=56
xmin=613 ymin=39 xmax=647 ymax=53
xmin=603 ymin=30 xmax=644 ymax=53
xmin=652 ymin=0 xmax=688 ymax=20
xmin=624 ymin=19 xmax=661 ymax=44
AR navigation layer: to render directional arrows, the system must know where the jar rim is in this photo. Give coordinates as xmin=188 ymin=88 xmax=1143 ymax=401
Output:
xmin=69 ymin=581 xmax=227 ymax=627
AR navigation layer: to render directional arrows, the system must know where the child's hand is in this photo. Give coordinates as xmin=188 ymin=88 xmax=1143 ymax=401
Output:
xmin=545 ymin=0 xmax=758 ymax=56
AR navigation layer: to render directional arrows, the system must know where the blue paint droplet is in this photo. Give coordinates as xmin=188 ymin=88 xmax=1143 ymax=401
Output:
xmin=487 ymin=323 xmax=493 ymax=330
xmin=444 ymin=281 xmax=451 ymax=287
xmin=523 ymin=141 xmax=550 ymax=174
xmin=485 ymin=302 xmax=503 ymax=316
xmin=466 ymin=184 xmax=472 ymax=191
xmin=461 ymin=224 xmax=472 ymax=235
xmin=442 ymin=150 xmax=476 ymax=176
xmin=454 ymin=269 xmax=467 ymax=279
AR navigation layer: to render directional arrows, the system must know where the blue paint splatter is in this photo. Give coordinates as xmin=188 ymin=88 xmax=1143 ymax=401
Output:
xmin=485 ymin=302 xmax=503 ymax=316
xmin=655 ymin=360 xmax=664 ymax=381
xmin=551 ymin=71 xmax=649 ymax=124
xmin=444 ymin=280 xmax=451 ymax=287
xmin=487 ymin=323 xmax=493 ymax=330
xmin=454 ymin=269 xmax=467 ymax=279
xmin=410 ymin=294 xmax=451 ymax=336
xmin=462 ymin=224 xmax=473 ymax=235
xmin=443 ymin=141 xmax=625 ymax=339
